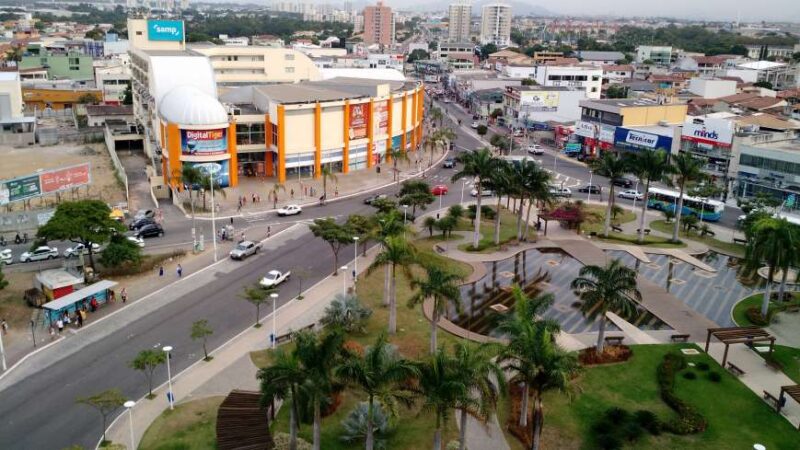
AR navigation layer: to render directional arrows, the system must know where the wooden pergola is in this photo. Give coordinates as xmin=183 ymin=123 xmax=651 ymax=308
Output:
xmin=778 ymin=385 xmax=800 ymax=421
xmin=216 ymin=389 xmax=274 ymax=450
xmin=704 ymin=326 xmax=776 ymax=366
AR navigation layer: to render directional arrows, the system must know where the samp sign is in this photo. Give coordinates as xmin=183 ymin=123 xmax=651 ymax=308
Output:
xmin=147 ymin=20 xmax=184 ymax=42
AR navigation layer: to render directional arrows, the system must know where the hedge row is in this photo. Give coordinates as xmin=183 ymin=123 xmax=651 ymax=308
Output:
xmin=656 ymin=352 xmax=708 ymax=434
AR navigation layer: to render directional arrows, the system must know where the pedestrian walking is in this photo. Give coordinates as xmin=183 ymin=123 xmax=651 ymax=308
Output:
xmin=304 ymin=186 xmax=308 ymax=196
xmin=177 ymin=264 xmax=183 ymax=278
xmin=76 ymin=311 xmax=83 ymax=328
xmin=121 ymin=288 xmax=128 ymax=304
xmin=158 ymin=265 xmax=164 ymax=277
xmin=230 ymin=217 xmax=234 ymax=225
xmin=56 ymin=319 xmax=64 ymax=334
xmin=267 ymin=225 xmax=271 ymax=237
xmin=109 ymin=289 xmax=116 ymax=303
xmin=290 ymin=188 xmax=294 ymax=199
xmin=90 ymin=297 xmax=98 ymax=312
xmin=252 ymin=193 xmax=256 ymax=203
xmin=1 ymin=317 xmax=7 ymax=335
xmin=335 ymin=186 xmax=339 ymax=197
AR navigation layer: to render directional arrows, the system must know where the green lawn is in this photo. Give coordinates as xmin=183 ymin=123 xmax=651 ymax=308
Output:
xmin=595 ymin=232 xmax=687 ymax=248
xmin=732 ymin=292 xmax=800 ymax=327
xmin=649 ymin=220 xmax=745 ymax=257
xmin=138 ymin=396 xmax=224 ymax=450
xmin=582 ymin=204 xmax=636 ymax=235
xmin=768 ymin=345 xmax=800 ymax=384
xmin=505 ymin=344 xmax=800 ymax=450
xmin=454 ymin=207 xmax=531 ymax=253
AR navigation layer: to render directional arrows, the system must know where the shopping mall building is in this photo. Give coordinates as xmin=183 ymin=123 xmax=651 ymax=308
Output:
xmin=128 ymin=18 xmax=423 ymax=188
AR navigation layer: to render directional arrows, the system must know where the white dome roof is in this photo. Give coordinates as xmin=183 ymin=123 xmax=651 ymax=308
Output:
xmin=158 ymin=85 xmax=229 ymax=126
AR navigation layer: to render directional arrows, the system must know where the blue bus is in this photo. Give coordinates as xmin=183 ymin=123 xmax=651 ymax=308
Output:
xmin=646 ymin=187 xmax=725 ymax=222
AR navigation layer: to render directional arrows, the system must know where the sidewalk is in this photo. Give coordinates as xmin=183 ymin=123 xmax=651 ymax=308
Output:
xmin=103 ymin=245 xmax=381 ymax=449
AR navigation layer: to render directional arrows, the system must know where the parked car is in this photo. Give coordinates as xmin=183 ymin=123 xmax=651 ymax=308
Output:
xmin=20 ymin=246 xmax=59 ymax=263
xmin=470 ymin=188 xmax=495 ymax=197
xmin=63 ymin=243 xmax=101 ymax=258
xmin=431 ymin=185 xmax=449 ymax=196
xmin=470 ymin=121 xmax=479 ymax=129
xmin=442 ymin=158 xmax=456 ymax=168
xmin=618 ymin=190 xmax=644 ymax=200
xmin=578 ymin=185 xmax=602 ymax=194
xmin=363 ymin=193 xmax=388 ymax=205
xmin=277 ymin=204 xmax=302 ymax=216
xmin=259 ymin=269 xmax=291 ymax=288
xmin=0 ymin=249 xmax=12 ymax=265
xmin=526 ymin=144 xmax=544 ymax=155
xmin=129 ymin=217 xmax=156 ymax=231
xmin=127 ymin=236 xmax=145 ymax=248
xmin=133 ymin=209 xmax=155 ymax=221
xmin=135 ymin=223 xmax=164 ymax=239
xmin=548 ymin=186 xmax=572 ymax=198
xmin=230 ymin=240 xmax=262 ymax=260
xmin=611 ymin=178 xmax=634 ymax=188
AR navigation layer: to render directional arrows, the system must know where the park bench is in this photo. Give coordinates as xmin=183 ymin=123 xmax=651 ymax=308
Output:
xmin=604 ymin=336 xmax=624 ymax=346
xmin=733 ymin=238 xmax=747 ymax=245
xmin=763 ymin=391 xmax=785 ymax=410
xmin=727 ymin=362 xmax=746 ymax=377
xmin=670 ymin=334 xmax=690 ymax=343
xmin=636 ymin=228 xmax=651 ymax=235
xmin=274 ymin=323 xmax=315 ymax=345
xmin=434 ymin=244 xmax=446 ymax=254
xmin=611 ymin=224 xmax=623 ymax=233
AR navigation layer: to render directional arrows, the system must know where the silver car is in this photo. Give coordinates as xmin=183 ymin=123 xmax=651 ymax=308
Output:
xmin=229 ymin=240 xmax=261 ymax=260
xmin=20 ymin=246 xmax=59 ymax=263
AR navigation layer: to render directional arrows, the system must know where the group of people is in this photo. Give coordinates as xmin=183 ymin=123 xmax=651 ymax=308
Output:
xmin=237 ymin=193 xmax=263 ymax=212
xmin=49 ymin=288 xmax=127 ymax=337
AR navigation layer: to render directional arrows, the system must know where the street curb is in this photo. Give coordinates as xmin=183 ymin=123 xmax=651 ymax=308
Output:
xmin=0 ymin=335 xmax=63 ymax=381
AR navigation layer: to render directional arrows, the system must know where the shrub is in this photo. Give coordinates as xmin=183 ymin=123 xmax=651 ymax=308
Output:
xmin=696 ymin=362 xmax=710 ymax=371
xmin=340 ymin=402 xmax=392 ymax=449
xmin=708 ymin=371 xmax=722 ymax=382
xmin=634 ymin=410 xmax=661 ymax=435
xmin=605 ymin=407 xmax=629 ymax=424
xmin=682 ymin=371 xmax=697 ymax=380
xmin=466 ymin=204 xmax=496 ymax=221
xmin=745 ymin=306 xmax=771 ymax=326
xmin=595 ymin=433 xmax=622 ymax=450
xmin=445 ymin=441 xmax=460 ymax=450
xmin=320 ymin=294 xmax=372 ymax=333
xmin=621 ymin=421 xmax=645 ymax=442
xmin=447 ymin=204 xmax=464 ymax=220
xmin=273 ymin=432 xmax=312 ymax=450
xmin=657 ymin=352 xmax=707 ymax=434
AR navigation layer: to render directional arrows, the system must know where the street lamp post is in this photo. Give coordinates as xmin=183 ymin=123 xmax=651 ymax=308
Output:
xmin=162 ymin=346 xmax=174 ymax=410
xmin=270 ymin=293 xmax=278 ymax=349
xmin=30 ymin=319 xmax=36 ymax=348
xmin=124 ymin=400 xmax=136 ymax=450
xmin=353 ymin=236 xmax=359 ymax=293
xmin=340 ymin=265 xmax=348 ymax=296
xmin=632 ymin=180 xmax=640 ymax=210
xmin=401 ymin=204 xmax=409 ymax=238
xmin=460 ymin=180 xmax=468 ymax=205
xmin=209 ymin=172 xmax=218 ymax=262
xmin=587 ymin=170 xmax=593 ymax=203
xmin=0 ymin=326 xmax=6 ymax=371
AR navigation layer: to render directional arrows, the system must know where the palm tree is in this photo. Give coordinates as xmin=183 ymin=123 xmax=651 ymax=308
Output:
xmin=374 ymin=211 xmax=405 ymax=307
xmin=452 ymin=342 xmax=506 ymax=450
xmin=258 ymin=348 xmax=305 ymax=450
xmin=429 ymin=106 xmax=444 ymax=127
xmin=335 ymin=334 xmax=419 ymax=450
xmin=590 ymin=153 xmax=628 ymax=238
xmin=570 ymin=259 xmax=641 ymax=353
xmin=521 ymin=163 xmax=552 ymax=241
xmin=415 ymin=349 xmax=468 ymax=450
xmin=270 ymin=182 xmax=286 ymax=208
xmin=199 ymin=173 xmax=226 ymax=211
xmin=295 ymin=330 xmax=346 ymax=450
xmin=320 ymin=166 xmax=338 ymax=203
xmin=743 ymin=217 xmax=799 ymax=317
xmin=368 ymin=235 xmax=416 ymax=334
xmin=500 ymin=325 xmax=579 ymax=450
xmin=181 ymin=165 xmax=203 ymax=234
xmin=628 ymin=150 xmax=672 ymax=243
xmin=408 ymin=265 xmax=464 ymax=353
xmin=669 ymin=152 xmax=705 ymax=243
xmin=452 ymin=148 xmax=497 ymax=249
xmin=486 ymin=160 xmax=512 ymax=245
xmin=388 ymin=147 xmax=410 ymax=182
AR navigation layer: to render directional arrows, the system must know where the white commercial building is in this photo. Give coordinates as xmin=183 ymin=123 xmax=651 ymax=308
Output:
xmin=448 ymin=0 xmax=472 ymax=43
xmin=687 ymin=78 xmax=737 ymax=99
xmin=503 ymin=85 xmax=586 ymax=125
xmin=635 ymin=45 xmax=676 ymax=65
xmin=533 ymin=65 xmax=603 ymax=99
xmin=480 ymin=3 xmax=511 ymax=47
xmin=0 ymin=72 xmax=35 ymax=144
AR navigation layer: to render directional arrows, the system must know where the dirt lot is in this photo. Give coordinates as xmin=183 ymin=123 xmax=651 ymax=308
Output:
xmin=0 ymin=143 xmax=126 ymax=211
xmin=0 ymin=271 xmax=35 ymax=329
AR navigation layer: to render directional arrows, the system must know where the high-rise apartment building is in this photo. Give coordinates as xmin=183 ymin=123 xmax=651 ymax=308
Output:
xmin=363 ymin=1 xmax=394 ymax=47
xmin=448 ymin=0 xmax=472 ymax=43
xmin=480 ymin=2 xmax=511 ymax=47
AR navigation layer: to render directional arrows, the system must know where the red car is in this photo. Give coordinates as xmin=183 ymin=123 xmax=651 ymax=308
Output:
xmin=431 ymin=185 xmax=449 ymax=195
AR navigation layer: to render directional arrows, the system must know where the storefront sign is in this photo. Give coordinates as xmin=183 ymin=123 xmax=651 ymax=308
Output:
xmin=391 ymin=135 xmax=402 ymax=150
xmin=181 ymin=129 xmax=228 ymax=156
xmin=614 ymin=127 xmax=672 ymax=151
xmin=574 ymin=121 xmax=597 ymax=139
xmin=599 ymin=124 xmax=616 ymax=143
xmin=520 ymin=91 xmax=559 ymax=112
xmin=624 ymin=130 xmax=658 ymax=148
xmin=349 ymin=103 xmax=369 ymax=140
xmin=147 ymin=20 xmax=184 ymax=42
xmin=190 ymin=160 xmax=230 ymax=188
xmin=40 ymin=164 xmax=91 ymax=194
xmin=0 ymin=175 xmax=41 ymax=205
xmin=682 ymin=117 xmax=734 ymax=147
xmin=374 ymin=103 xmax=389 ymax=136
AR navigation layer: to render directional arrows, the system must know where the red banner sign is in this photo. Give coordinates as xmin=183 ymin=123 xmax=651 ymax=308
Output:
xmin=349 ymin=103 xmax=369 ymax=141
xmin=40 ymin=164 xmax=90 ymax=193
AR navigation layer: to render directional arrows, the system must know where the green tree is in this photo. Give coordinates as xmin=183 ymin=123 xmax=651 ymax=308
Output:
xmin=436 ymin=215 xmax=457 ymax=239
xmin=76 ymin=389 xmax=126 ymax=445
xmin=38 ymin=200 xmax=125 ymax=269
xmin=669 ymin=152 xmax=705 ymax=243
xmin=628 ymin=150 xmax=673 ymax=243
xmin=448 ymin=204 xmax=464 ymax=220
xmin=742 ymin=217 xmax=799 ymax=316
xmin=181 ymin=165 xmax=203 ymax=235
xmin=414 ymin=349 xmax=468 ymax=450
xmin=388 ymin=147 xmax=410 ymax=182
xmin=84 ymin=27 xmax=105 ymax=40
xmin=452 ymin=342 xmax=505 ymax=450
xmin=479 ymin=43 xmax=498 ymax=60
xmin=199 ymin=172 xmax=226 ymax=211
xmin=121 ymin=84 xmax=132 ymax=105
xmin=590 ymin=153 xmax=628 ymax=238
xmin=476 ymin=124 xmax=488 ymax=136
xmin=0 ymin=264 xmax=8 ymax=291
xmin=753 ymin=80 xmax=774 ymax=89
xmin=521 ymin=78 xmax=537 ymax=86
xmin=452 ymin=148 xmax=497 ymax=249
xmin=490 ymin=108 xmax=503 ymax=119
xmin=320 ymin=166 xmax=338 ymax=202
xmin=485 ymin=160 xmax=513 ymax=245
xmin=191 ymin=319 xmax=214 ymax=361
xmin=605 ymin=84 xmax=628 ymax=99
xmin=408 ymin=264 xmax=463 ymax=353
xmin=309 ymin=217 xmax=354 ymax=275
xmin=346 ymin=214 xmax=375 ymax=256
xmin=423 ymin=216 xmax=437 ymax=237
xmin=77 ymin=93 xmax=99 ymax=104
xmin=335 ymin=334 xmax=419 ymax=450
xmin=129 ymin=349 xmax=166 ymax=398
xmin=321 ymin=293 xmax=372 ymax=334
xmin=368 ymin=235 xmax=416 ymax=334
xmin=399 ymin=179 xmax=434 ymax=216
xmin=570 ymin=259 xmax=641 ymax=352
xmin=240 ymin=284 xmax=274 ymax=328
xmin=407 ymin=48 xmax=429 ymax=62
xmin=269 ymin=182 xmax=286 ymax=208
xmin=259 ymin=344 xmax=305 ymax=450
xmin=428 ymin=106 xmax=444 ymax=127
xmin=99 ymin=234 xmax=142 ymax=268
xmin=519 ymin=162 xmax=553 ymax=241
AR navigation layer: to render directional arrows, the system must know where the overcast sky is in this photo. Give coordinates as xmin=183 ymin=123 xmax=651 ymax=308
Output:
xmin=532 ymin=0 xmax=800 ymax=22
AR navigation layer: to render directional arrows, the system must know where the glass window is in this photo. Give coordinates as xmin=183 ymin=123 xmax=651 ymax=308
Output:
xmin=285 ymin=67 xmax=295 ymax=73
xmin=284 ymin=53 xmax=295 ymax=60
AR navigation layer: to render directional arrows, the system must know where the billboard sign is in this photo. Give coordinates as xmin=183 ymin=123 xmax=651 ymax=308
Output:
xmin=373 ymin=102 xmax=389 ymax=136
xmin=520 ymin=91 xmax=560 ymax=112
xmin=599 ymin=124 xmax=616 ymax=143
xmin=147 ymin=20 xmax=185 ymax=42
xmin=181 ymin=129 xmax=228 ymax=156
xmin=190 ymin=160 xmax=230 ymax=188
xmin=614 ymin=127 xmax=672 ymax=151
xmin=0 ymin=175 xmax=41 ymax=205
xmin=349 ymin=103 xmax=369 ymax=140
xmin=574 ymin=121 xmax=597 ymax=139
xmin=40 ymin=163 xmax=91 ymax=194
xmin=681 ymin=117 xmax=734 ymax=147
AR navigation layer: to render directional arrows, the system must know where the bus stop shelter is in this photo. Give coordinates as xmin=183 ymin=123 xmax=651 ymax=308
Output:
xmin=42 ymin=280 xmax=117 ymax=324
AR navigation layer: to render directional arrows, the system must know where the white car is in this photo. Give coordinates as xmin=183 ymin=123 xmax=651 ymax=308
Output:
xmin=618 ymin=190 xmax=644 ymax=200
xmin=470 ymin=188 xmax=495 ymax=197
xmin=127 ymin=236 xmax=145 ymax=248
xmin=259 ymin=270 xmax=291 ymax=288
xmin=20 ymin=246 xmax=59 ymax=263
xmin=63 ymin=242 xmax=101 ymax=258
xmin=0 ymin=249 xmax=12 ymax=265
xmin=526 ymin=144 xmax=544 ymax=155
xmin=277 ymin=204 xmax=302 ymax=216
xmin=471 ymin=121 xmax=480 ymax=129
xmin=549 ymin=186 xmax=572 ymax=198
